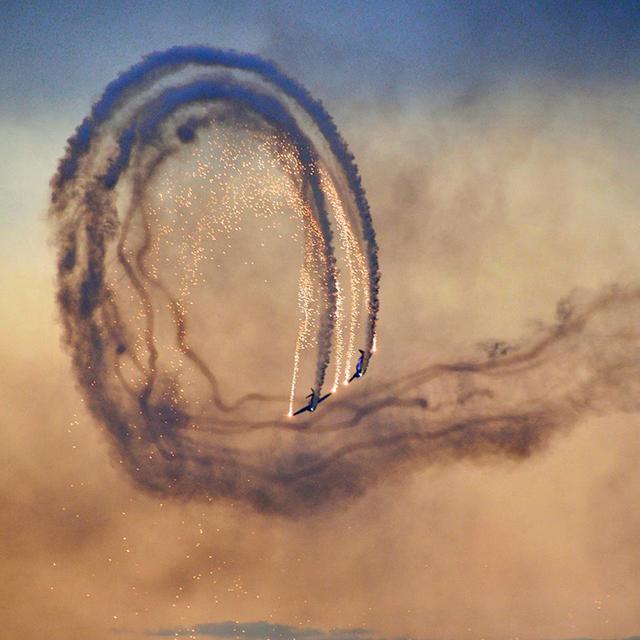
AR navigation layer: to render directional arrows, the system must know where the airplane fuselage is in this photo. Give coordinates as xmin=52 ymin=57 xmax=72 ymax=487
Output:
xmin=293 ymin=388 xmax=331 ymax=416
xmin=348 ymin=350 xmax=367 ymax=383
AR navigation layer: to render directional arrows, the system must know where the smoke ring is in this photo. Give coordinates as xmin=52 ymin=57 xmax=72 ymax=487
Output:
xmin=50 ymin=47 xmax=640 ymax=517
xmin=50 ymin=47 xmax=382 ymax=514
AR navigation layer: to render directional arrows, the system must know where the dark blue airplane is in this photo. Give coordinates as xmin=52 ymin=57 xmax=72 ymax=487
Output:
xmin=348 ymin=349 xmax=367 ymax=383
xmin=292 ymin=388 xmax=331 ymax=416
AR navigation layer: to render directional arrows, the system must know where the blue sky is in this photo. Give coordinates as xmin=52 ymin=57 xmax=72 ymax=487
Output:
xmin=3 ymin=0 xmax=640 ymax=116
xmin=3 ymin=0 xmax=640 ymax=239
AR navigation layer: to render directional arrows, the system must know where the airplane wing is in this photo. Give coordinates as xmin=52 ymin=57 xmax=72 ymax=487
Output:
xmin=318 ymin=393 xmax=331 ymax=403
xmin=348 ymin=372 xmax=357 ymax=383
xmin=292 ymin=405 xmax=309 ymax=416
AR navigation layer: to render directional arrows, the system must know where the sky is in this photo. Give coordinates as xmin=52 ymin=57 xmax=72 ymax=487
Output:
xmin=2 ymin=2 xmax=640 ymax=639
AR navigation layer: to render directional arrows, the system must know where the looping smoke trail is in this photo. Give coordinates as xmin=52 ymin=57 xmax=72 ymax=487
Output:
xmin=50 ymin=48 xmax=640 ymax=517
xmin=52 ymin=45 xmax=380 ymax=361
xmin=51 ymin=47 xmax=377 ymax=397
xmin=50 ymin=47 xmax=381 ymax=511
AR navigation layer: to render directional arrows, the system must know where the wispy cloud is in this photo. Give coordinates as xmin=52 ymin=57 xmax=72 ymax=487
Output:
xmin=144 ymin=622 xmax=640 ymax=640
xmin=145 ymin=621 xmax=408 ymax=640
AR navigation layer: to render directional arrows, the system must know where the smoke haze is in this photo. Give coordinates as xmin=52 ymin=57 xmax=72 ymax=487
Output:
xmin=2 ymin=4 xmax=640 ymax=639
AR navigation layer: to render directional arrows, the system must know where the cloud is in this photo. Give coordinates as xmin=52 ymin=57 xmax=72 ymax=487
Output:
xmin=144 ymin=621 xmax=640 ymax=640
xmin=146 ymin=621 xmax=373 ymax=640
xmin=558 ymin=638 xmax=640 ymax=640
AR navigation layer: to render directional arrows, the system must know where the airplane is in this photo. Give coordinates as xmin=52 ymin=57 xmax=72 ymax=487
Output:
xmin=348 ymin=349 xmax=367 ymax=383
xmin=292 ymin=388 xmax=331 ymax=416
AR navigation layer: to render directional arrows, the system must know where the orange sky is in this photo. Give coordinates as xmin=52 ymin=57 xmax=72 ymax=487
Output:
xmin=2 ymin=83 xmax=640 ymax=640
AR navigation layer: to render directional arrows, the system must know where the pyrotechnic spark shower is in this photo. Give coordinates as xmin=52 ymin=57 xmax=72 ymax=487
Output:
xmin=50 ymin=46 xmax=387 ymax=511
xmin=51 ymin=45 xmax=379 ymax=409
xmin=50 ymin=47 xmax=640 ymax=516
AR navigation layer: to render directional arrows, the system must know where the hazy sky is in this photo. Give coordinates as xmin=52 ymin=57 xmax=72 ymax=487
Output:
xmin=2 ymin=2 xmax=640 ymax=640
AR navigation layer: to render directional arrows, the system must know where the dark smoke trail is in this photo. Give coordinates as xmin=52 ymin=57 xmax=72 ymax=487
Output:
xmin=147 ymin=285 xmax=640 ymax=517
xmin=50 ymin=49 xmax=640 ymax=518
xmin=96 ymin=79 xmax=339 ymax=395
xmin=140 ymin=286 xmax=638 ymax=515
xmin=52 ymin=65 xmax=350 ymax=404
xmin=52 ymin=45 xmax=380 ymax=361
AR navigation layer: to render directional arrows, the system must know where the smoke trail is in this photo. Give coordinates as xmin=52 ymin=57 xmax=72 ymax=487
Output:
xmin=50 ymin=52 xmax=370 ymax=401
xmin=51 ymin=47 xmax=377 ymax=489
xmin=50 ymin=49 xmax=640 ymax=517
xmin=104 ymin=78 xmax=340 ymax=393
xmin=52 ymin=45 xmax=379 ymax=363
xmin=172 ymin=285 xmax=640 ymax=515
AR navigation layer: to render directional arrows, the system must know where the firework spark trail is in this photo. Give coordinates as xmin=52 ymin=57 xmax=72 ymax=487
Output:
xmin=288 ymin=261 xmax=317 ymax=417
xmin=286 ymin=171 xmax=327 ymax=416
xmin=154 ymin=86 xmax=337 ymax=398
xmin=57 ymin=77 xmax=348 ymax=404
xmin=52 ymin=45 xmax=380 ymax=364
xmin=320 ymin=169 xmax=368 ymax=387
xmin=332 ymin=277 xmax=345 ymax=393
xmin=51 ymin=47 xmax=375 ymax=434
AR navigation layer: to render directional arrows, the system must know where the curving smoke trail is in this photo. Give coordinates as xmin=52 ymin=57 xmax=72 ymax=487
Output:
xmin=50 ymin=48 xmax=640 ymax=517
xmin=50 ymin=48 xmax=366 ymax=401
xmin=102 ymin=79 xmax=339 ymax=396
xmin=52 ymin=45 xmax=380 ymax=361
